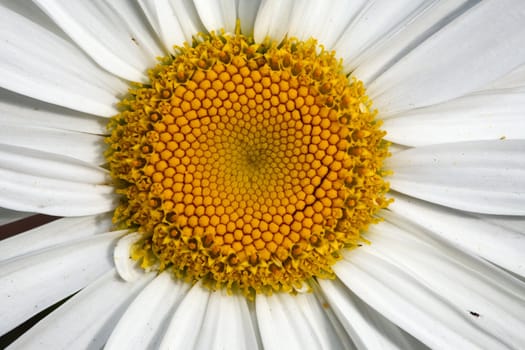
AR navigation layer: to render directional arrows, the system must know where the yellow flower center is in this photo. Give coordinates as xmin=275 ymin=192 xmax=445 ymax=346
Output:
xmin=106 ymin=31 xmax=390 ymax=297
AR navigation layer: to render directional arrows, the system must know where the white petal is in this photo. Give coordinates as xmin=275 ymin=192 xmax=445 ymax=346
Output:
xmin=363 ymin=219 xmax=525 ymax=348
xmin=478 ymin=214 xmax=525 ymax=235
xmin=105 ymin=272 xmax=190 ymax=350
xmin=0 ymin=1 xmax=68 ymax=39
xmin=256 ymin=290 xmax=350 ymax=350
xmin=286 ymin=0 xmax=360 ymax=49
xmin=253 ymin=0 xmax=295 ymax=43
xmin=0 ymin=207 xmax=32 ymax=226
xmin=380 ymin=211 xmax=525 ymax=298
xmin=194 ymin=0 xmax=238 ymax=33
xmin=0 ymin=168 xmax=116 ymax=216
xmin=106 ymin=0 xmax=167 ymax=59
xmin=354 ymin=0 xmax=476 ymax=84
xmin=8 ymin=270 xmax=153 ymax=350
xmin=386 ymin=140 xmax=525 ymax=215
xmin=168 ymin=0 xmax=205 ymax=43
xmin=388 ymin=142 xmax=410 ymax=154
xmin=0 ymin=6 xmax=126 ymax=116
xmin=0 ymin=87 xmax=106 ymax=134
xmin=319 ymin=278 xmax=424 ymax=350
xmin=33 ymin=0 xmax=162 ymax=82
xmin=487 ymin=62 xmax=525 ymax=90
xmin=383 ymin=88 xmax=525 ymax=146
xmin=0 ymin=230 xmax=122 ymax=335
xmin=389 ymin=193 xmax=525 ymax=277
xmin=143 ymin=0 xmax=199 ymax=52
xmin=0 ymin=144 xmax=109 ymax=184
xmin=195 ymin=289 xmax=260 ymax=350
xmin=335 ymin=0 xmax=433 ymax=73
xmin=114 ymin=232 xmax=146 ymax=282
xmin=0 ymin=213 xmax=112 ymax=262
xmin=335 ymin=251 xmax=513 ymax=349
xmin=136 ymin=0 xmax=162 ymax=37
xmin=237 ymin=0 xmax=262 ymax=35
xmin=155 ymin=0 xmax=188 ymax=49
xmin=159 ymin=283 xmax=211 ymax=349
xmin=138 ymin=0 xmax=204 ymax=52
xmin=10 ymin=126 xmax=104 ymax=164
xmin=0 ymin=125 xmax=105 ymax=165
xmin=370 ymin=0 xmax=525 ymax=116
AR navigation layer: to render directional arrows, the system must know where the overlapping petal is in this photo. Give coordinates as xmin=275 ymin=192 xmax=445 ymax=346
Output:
xmin=0 ymin=208 xmax=32 ymax=227
xmin=335 ymin=0 xmax=435 ymax=73
xmin=138 ymin=0 xmax=204 ymax=52
xmin=0 ymin=6 xmax=127 ymax=116
xmin=0 ymin=231 xmax=123 ymax=335
xmin=105 ymin=272 xmax=189 ymax=350
xmin=370 ymin=0 xmax=525 ymax=116
xmin=0 ymin=88 xmax=106 ymax=134
xmin=0 ymin=145 xmax=115 ymax=216
xmin=386 ymin=140 xmax=525 ymax=215
xmin=389 ymin=193 xmax=525 ymax=277
xmin=353 ymin=0 xmax=477 ymax=84
xmin=194 ymin=0 xmax=238 ymax=33
xmin=383 ymin=88 xmax=525 ymax=146
xmin=0 ymin=213 xmax=112 ymax=262
xmin=319 ymin=278 xmax=424 ymax=349
xmin=8 ymin=270 xmax=153 ymax=350
xmin=336 ymin=218 xmax=525 ymax=348
xmin=33 ymin=0 xmax=165 ymax=83
xmin=349 ymin=218 xmax=525 ymax=348
xmin=256 ymin=291 xmax=353 ymax=349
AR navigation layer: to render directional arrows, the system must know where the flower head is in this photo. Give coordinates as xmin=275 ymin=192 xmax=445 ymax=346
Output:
xmin=1 ymin=1 xmax=525 ymax=349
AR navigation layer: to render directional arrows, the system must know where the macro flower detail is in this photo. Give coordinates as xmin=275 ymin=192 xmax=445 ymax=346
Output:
xmin=106 ymin=31 xmax=389 ymax=296
xmin=1 ymin=1 xmax=525 ymax=349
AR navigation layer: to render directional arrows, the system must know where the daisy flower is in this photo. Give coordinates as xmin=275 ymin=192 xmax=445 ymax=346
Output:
xmin=1 ymin=0 xmax=525 ymax=349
